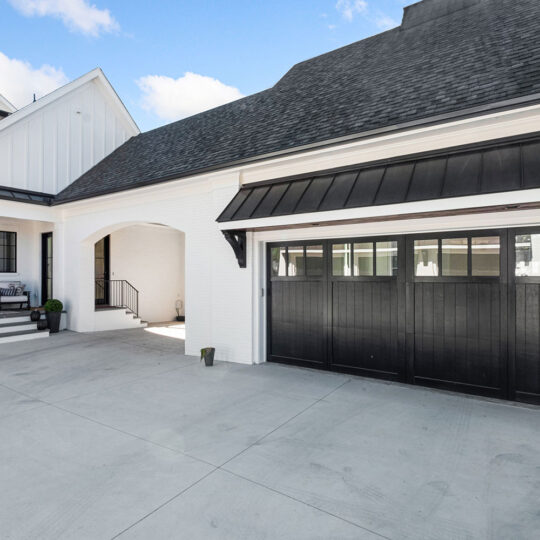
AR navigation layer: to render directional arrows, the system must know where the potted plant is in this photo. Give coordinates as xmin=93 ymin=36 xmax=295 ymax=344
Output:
xmin=200 ymin=347 xmax=215 ymax=367
xmin=44 ymin=299 xmax=63 ymax=333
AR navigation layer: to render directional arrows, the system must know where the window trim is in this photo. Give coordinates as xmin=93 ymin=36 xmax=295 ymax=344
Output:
xmin=0 ymin=231 xmax=17 ymax=273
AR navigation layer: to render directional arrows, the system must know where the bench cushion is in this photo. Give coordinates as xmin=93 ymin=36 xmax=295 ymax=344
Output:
xmin=0 ymin=295 xmax=27 ymax=302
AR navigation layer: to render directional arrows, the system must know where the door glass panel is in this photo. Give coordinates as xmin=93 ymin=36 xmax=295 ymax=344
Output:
xmin=306 ymin=245 xmax=324 ymax=276
xmin=353 ymin=242 xmax=373 ymax=276
xmin=376 ymin=241 xmax=398 ymax=276
xmin=516 ymin=234 xmax=540 ymax=276
xmin=332 ymin=244 xmax=351 ymax=276
xmin=271 ymin=247 xmax=287 ymax=277
xmin=471 ymin=236 xmax=500 ymax=276
xmin=288 ymin=246 xmax=305 ymax=276
xmin=414 ymin=239 xmax=439 ymax=276
xmin=442 ymin=238 xmax=468 ymax=276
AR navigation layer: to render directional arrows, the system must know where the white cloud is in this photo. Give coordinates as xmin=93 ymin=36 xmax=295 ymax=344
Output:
xmin=376 ymin=14 xmax=399 ymax=30
xmin=0 ymin=51 xmax=68 ymax=108
xmin=8 ymin=0 xmax=119 ymax=36
xmin=336 ymin=0 xmax=368 ymax=21
xmin=137 ymin=72 xmax=244 ymax=122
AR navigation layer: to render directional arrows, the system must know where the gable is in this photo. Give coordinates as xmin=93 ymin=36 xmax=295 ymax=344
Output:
xmin=0 ymin=70 xmax=139 ymax=195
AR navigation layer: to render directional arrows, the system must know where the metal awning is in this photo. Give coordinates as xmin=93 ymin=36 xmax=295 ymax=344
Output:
xmin=217 ymin=135 xmax=540 ymax=224
xmin=0 ymin=187 xmax=54 ymax=205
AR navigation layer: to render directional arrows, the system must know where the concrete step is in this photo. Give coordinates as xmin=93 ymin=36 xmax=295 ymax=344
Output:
xmin=0 ymin=315 xmax=30 ymax=325
xmin=0 ymin=321 xmax=37 ymax=334
xmin=0 ymin=329 xmax=49 ymax=344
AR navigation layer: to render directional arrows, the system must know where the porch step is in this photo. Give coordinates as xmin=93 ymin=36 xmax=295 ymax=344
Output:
xmin=0 ymin=315 xmax=30 ymax=325
xmin=0 ymin=321 xmax=37 ymax=334
xmin=0 ymin=329 xmax=49 ymax=344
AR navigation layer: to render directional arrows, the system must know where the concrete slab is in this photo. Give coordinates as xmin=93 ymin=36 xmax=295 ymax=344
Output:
xmin=0 ymin=384 xmax=44 ymax=419
xmin=58 ymin=361 xmax=348 ymax=465
xmin=120 ymin=469 xmax=374 ymax=540
xmin=0 ymin=405 xmax=213 ymax=540
xmin=225 ymin=377 xmax=540 ymax=540
xmin=1 ymin=330 xmax=538 ymax=538
xmin=0 ymin=330 xmax=193 ymax=402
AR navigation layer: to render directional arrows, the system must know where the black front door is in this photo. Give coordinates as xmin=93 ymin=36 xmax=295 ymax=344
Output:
xmin=41 ymin=232 xmax=53 ymax=305
xmin=95 ymin=235 xmax=110 ymax=306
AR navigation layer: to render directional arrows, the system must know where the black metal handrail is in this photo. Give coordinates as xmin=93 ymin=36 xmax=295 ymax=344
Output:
xmin=95 ymin=279 xmax=139 ymax=318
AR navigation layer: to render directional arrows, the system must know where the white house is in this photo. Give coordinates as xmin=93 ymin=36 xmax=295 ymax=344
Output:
xmin=1 ymin=0 xmax=540 ymax=404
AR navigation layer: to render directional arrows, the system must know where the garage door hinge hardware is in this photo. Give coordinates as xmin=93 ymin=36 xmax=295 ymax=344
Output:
xmin=222 ymin=230 xmax=247 ymax=268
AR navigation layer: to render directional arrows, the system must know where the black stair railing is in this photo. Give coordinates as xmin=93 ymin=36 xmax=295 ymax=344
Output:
xmin=95 ymin=279 xmax=139 ymax=318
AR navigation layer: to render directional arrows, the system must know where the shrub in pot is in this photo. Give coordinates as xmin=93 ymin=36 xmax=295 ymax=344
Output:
xmin=44 ymin=299 xmax=63 ymax=333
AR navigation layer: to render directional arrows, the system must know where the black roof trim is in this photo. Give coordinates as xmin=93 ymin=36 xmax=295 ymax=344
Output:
xmin=0 ymin=186 xmax=54 ymax=206
xmin=217 ymin=133 xmax=540 ymax=223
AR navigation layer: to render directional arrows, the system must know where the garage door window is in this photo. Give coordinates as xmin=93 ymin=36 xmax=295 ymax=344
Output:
xmin=376 ymin=241 xmax=398 ymax=276
xmin=414 ymin=239 xmax=439 ymax=276
xmin=333 ymin=244 xmax=352 ymax=276
xmin=353 ymin=242 xmax=373 ymax=276
xmin=306 ymin=245 xmax=323 ymax=276
xmin=288 ymin=246 xmax=305 ymax=276
xmin=442 ymin=238 xmax=468 ymax=276
xmin=515 ymin=234 xmax=540 ymax=276
xmin=271 ymin=247 xmax=287 ymax=276
xmin=471 ymin=237 xmax=500 ymax=276
xmin=414 ymin=236 xmax=500 ymax=277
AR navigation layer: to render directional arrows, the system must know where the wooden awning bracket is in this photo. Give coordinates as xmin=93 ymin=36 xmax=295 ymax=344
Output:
xmin=222 ymin=230 xmax=247 ymax=268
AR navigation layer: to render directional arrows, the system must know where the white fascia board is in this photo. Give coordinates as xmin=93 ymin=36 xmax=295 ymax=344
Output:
xmin=252 ymin=209 xmax=540 ymax=244
xmin=0 ymin=200 xmax=58 ymax=222
xmin=218 ymin=189 xmax=540 ymax=231
xmin=0 ymin=68 xmax=139 ymax=135
xmin=0 ymin=94 xmax=16 ymax=113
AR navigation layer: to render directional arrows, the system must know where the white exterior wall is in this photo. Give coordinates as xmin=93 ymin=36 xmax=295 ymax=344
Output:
xmin=109 ymin=224 xmax=185 ymax=323
xmin=0 ymin=76 xmax=135 ymax=194
xmin=2 ymin=102 xmax=540 ymax=364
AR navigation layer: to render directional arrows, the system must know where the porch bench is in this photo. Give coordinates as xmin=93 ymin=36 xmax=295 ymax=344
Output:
xmin=0 ymin=282 xmax=31 ymax=310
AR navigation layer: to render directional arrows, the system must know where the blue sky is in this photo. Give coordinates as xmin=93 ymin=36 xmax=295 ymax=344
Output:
xmin=0 ymin=0 xmax=407 ymax=132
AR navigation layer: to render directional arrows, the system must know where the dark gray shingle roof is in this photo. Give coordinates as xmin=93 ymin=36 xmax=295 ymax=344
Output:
xmin=56 ymin=0 xmax=540 ymax=203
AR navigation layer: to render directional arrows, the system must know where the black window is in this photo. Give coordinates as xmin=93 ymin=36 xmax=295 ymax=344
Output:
xmin=0 ymin=231 xmax=16 ymax=273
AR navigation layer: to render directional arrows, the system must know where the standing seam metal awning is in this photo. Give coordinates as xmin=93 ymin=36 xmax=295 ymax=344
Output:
xmin=216 ymin=135 xmax=540 ymax=224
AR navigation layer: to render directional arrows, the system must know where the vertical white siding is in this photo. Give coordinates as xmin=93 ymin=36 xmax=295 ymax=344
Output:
xmin=0 ymin=79 xmax=133 ymax=195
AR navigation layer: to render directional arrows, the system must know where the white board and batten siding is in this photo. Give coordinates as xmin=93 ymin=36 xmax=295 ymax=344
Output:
xmin=0 ymin=69 xmax=138 ymax=195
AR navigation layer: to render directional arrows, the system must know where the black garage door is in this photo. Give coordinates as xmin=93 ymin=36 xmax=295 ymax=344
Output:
xmin=268 ymin=228 xmax=540 ymax=404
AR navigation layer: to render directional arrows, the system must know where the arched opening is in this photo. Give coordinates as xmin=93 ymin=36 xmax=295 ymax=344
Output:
xmin=89 ymin=222 xmax=185 ymax=338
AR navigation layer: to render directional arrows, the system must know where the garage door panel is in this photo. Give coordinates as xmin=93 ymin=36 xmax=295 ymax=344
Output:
xmin=270 ymin=280 xmax=326 ymax=365
xmin=331 ymin=280 xmax=402 ymax=377
xmin=414 ymin=282 xmax=502 ymax=391
xmin=515 ymin=283 xmax=540 ymax=399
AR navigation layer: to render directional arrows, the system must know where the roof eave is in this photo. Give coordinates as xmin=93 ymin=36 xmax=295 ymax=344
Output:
xmin=54 ymin=91 xmax=540 ymax=206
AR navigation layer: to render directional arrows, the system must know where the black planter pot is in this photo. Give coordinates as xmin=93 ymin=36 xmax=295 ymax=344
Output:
xmin=46 ymin=311 xmax=61 ymax=333
xmin=37 ymin=319 xmax=48 ymax=331
xmin=30 ymin=310 xmax=41 ymax=322
xmin=175 ymin=315 xmax=185 ymax=322
xmin=201 ymin=347 xmax=215 ymax=367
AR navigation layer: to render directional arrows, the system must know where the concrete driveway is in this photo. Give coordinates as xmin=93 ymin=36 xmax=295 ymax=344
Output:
xmin=1 ymin=329 xmax=539 ymax=539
